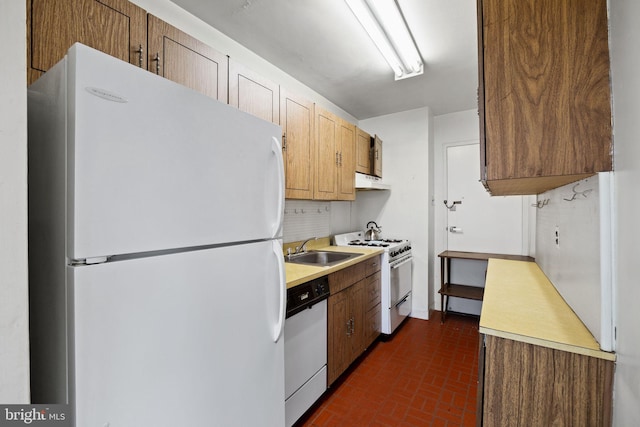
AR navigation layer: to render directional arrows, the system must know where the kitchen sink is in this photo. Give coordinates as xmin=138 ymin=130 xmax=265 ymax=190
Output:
xmin=285 ymin=250 xmax=362 ymax=266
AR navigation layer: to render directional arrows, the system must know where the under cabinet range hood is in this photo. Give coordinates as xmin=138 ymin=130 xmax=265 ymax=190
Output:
xmin=355 ymin=172 xmax=391 ymax=190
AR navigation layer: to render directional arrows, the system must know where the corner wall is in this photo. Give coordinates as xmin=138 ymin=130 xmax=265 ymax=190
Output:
xmin=355 ymin=107 xmax=432 ymax=320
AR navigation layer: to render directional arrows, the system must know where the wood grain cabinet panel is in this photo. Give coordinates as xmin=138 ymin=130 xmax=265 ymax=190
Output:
xmin=314 ymin=107 xmax=356 ymax=201
xmin=327 ymin=257 xmax=381 ymax=385
xmin=147 ymin=15 xmax=228 ymax=103
xmin=280 ymin=90 xmax=315 ymax=200
xmin=372 ymin=135 xmax=382 ymax=178
xmin=229 ymin=59 xmax=279 ymax=124
xmin=337 ymin=120 xmax=356 ymax=201
xmin=27 ymin=0 xmax=147 ymax=85
xmin=314 ymin=107 xmax=340 ymax=200
xmin=480 ymin=335 xmax=614 ymax=427
xmin=355 ymin=127 xmax=372 ymax=175
xmin=478 ymin=0 xmax=612 ymax=195
xmin=327 ymin=289 xmax=350 ymax=386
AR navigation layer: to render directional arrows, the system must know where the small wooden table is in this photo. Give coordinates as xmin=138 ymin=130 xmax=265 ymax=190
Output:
xmin=437 ymin=251 xmax=534 ymax=323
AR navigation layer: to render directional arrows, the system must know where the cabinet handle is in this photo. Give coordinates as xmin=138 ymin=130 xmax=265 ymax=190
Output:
xmin=339 ymin=152 xmax=343 ymax=166
xmin=335 ymin=151 xmax=340 ymax=166
xmin=346 ymin=320 xmax=351 ymax=336
xmin=375 ymin=149 xmax=379 ymax=160
xmin=282 ymin=133 xmax=287 ymax=151
xmin=154 ymin=52 xmax=161 ymax=75
xmin=136 ymin=44 xmax=144 ymax=67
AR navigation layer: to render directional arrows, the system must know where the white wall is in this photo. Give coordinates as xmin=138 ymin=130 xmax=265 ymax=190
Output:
xmin=0 ymin=0 xmax=30 ymax=402
xmin=535 ymin=174 xmax=614 ymax=352
xmin=355 ymin=107 xmax=432 ymax=320
xmin=609 ymin=0 xmax=640 ymax=423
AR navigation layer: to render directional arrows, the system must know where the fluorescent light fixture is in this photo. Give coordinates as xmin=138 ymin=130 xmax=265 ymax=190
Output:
xmin=345 ymin=0 xmax=423 ymax=80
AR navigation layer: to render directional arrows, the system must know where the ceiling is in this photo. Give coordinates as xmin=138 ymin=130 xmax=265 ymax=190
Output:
xmin=170 ymin=0 xmax=479 ymax=120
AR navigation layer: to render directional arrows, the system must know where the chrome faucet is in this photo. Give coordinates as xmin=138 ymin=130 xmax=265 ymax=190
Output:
xmin=294 ymin=237 xmax=317 ymax=255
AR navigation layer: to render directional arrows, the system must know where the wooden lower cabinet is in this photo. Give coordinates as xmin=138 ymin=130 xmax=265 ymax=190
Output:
xmin=364 ymin=271 xmax=381 ymax=346
xmin=327 ymin=257 xmax=381 ymax=386
xmin=478 ymin=334 xmax=614 ymax=427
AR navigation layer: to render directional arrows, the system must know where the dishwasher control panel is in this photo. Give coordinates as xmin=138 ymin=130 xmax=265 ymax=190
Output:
xmin=286 ymin=276 xmax=330 ymax=318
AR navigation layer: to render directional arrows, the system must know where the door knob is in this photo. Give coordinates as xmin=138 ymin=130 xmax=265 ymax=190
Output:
xmin=449 ymin=226 xmax=463 ymax=233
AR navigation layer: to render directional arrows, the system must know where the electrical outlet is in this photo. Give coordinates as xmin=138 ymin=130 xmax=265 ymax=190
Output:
xmin=554 ymin=226 xmax=560 ymax=248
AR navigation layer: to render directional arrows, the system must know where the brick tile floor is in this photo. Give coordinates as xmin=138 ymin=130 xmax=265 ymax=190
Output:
xmin=297 ymin=312 xmax=480 ymax=427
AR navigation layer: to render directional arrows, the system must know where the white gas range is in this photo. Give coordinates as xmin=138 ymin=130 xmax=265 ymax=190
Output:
xmin=334 ymin=231 xmax=412 ymax=335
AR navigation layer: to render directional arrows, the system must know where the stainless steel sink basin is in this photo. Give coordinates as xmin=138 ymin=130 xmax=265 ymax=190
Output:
xmin=285 ymin=250 xmax=362 ymax=266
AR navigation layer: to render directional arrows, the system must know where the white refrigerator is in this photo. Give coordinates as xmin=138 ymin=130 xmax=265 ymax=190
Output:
xmin=28 ymin=44 xmax=286 ymax=426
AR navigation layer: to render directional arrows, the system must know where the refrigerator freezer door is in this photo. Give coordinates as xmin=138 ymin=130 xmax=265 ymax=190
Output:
xmin=53 ymin=44 xmax=283 ymax=260
xmin=68 ymin=241 xmax=285 ymax=426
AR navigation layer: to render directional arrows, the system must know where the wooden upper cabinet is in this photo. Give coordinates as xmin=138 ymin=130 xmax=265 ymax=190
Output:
xmin=478 ymin=0 xmax=613 ymax=195
xmin=337 ymin=120 xmax=356 ymax=201
xmin=147 ymin=15 xmax=228 ymax=103
xmin=280 ymin=89 xmax=315 ymax=200
xmin=229 ymin=59 xmax=279 ymax=124
xmin=314 ymin=107 xmax=339 ymax=200
xmin=314 ymin=107 xmax=356 ymax=201
xmin=372 ymin=134 xmax=382 ymax=178
xmin=27 ymin=0 xmax=147 ymax=85
xmin=355 ymin=127 xmax=372 ymax=175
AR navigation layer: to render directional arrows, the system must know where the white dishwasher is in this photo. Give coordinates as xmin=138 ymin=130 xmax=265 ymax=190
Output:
xmin=284 ymin=276 xmax=329 ymax=427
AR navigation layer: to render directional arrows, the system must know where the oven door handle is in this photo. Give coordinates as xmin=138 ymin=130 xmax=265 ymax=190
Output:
xmin=395 ymin=293 xmax=410 ymax=308
xmin=391 ymin=256 xmax=412 ymax=269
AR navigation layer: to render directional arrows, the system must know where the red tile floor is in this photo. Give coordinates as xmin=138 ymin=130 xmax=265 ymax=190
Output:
xmin=297 ymin=312 xmax=480 ymax=427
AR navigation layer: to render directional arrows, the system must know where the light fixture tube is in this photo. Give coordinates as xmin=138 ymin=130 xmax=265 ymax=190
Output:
xmin=345 ymin=0 xmax=404 ymax=78
xmin=345 ymin=0 xmax=423 ymax=79
xmin=368 ymin=0 xmax=423 ymax=74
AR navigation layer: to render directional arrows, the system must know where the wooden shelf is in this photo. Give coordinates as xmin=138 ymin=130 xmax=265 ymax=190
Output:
xmin=439 ymin=283 xmax=484 ymax=301
xmin=437 ymin=250 xmax=534 ymax=323
xmin=438 ymin=250 xmax=534 ymax=263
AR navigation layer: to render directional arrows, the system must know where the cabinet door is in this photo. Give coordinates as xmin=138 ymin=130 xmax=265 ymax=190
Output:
xmin=280 ymin=90 xmax=315 ymax=200
xmin=349 ymin=279 xmax=367 ymax=356
xmin=479 ymin=0 xmax=612 ymax=195
xmin=337 ymin=120 xmax=356 ymax=201
xmin=355 ymin=127 xmax=372 ymax=175
xmin=314 ymin=108 xmax=339 ymax=200
xmin=327 ymin=290 xmax=350 ymax=386
xmin=147 ymin=15 xmax=228 ymax=103
xmin=28 ymin=0 xmax=147 ymax=85
xmin=229 ymin=60 xmax=279 ymax=124
xmin=365 ymin=304 xmax=381 ymax=348
xmin=372 ymin=135 xmax=383 ymax=178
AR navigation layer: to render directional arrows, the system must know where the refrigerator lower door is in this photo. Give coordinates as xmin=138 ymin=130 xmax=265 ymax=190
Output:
xmin=67 ymin=240 xmax=285 ymax=426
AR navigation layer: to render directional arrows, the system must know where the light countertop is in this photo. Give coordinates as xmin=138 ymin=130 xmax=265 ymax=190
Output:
xmin=285 ymin=245 xmax=384 ymax=289
xmin=480 ymin=259 xmax=615 ymax=361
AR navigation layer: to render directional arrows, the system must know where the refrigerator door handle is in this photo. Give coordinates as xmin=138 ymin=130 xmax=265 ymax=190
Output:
xmin=272 ymin=239 xmax=286 ymax=343
xmin=271 ymin=136 xmax=285 ymax=238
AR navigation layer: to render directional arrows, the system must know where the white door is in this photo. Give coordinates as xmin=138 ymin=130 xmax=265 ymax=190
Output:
xmin=446 ymin=144 xmax=525 ymax=254
xmin=70 ymin=240 xmax=286 ymax=427
xmin=445 ymin=143 xmax=529 ymax=314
